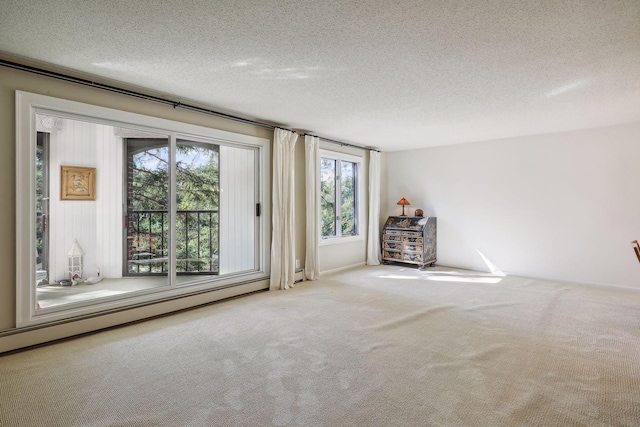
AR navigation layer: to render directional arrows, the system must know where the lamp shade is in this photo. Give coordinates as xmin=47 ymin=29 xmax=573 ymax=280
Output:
xmin=396 ymin=198 xmax=410 ymax=216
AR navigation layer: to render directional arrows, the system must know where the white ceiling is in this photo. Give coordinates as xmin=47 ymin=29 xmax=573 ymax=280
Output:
xmin=1 ymin=1 xmax=639 ymax=151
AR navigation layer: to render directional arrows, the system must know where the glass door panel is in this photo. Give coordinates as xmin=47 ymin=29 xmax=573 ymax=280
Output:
xmin=218 ymin=144 xmax=257 ymax=275
xmin=340 ymin=161 xmax=357 ymax=236
xmin=176 ymin=140 xmax=257 ymax=283
xmin=321 ymin=158 xmax=337 ymax=237
xmin=125 ymin=138 xmax=171 ymax=276
xmin=175 ymin=140 xmax=220 ymax=282
xmin=35 ymin=113 xmax=170 ymax=310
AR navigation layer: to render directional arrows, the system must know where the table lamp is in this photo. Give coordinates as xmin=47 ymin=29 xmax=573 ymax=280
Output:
xmin=397 ymin=198 xmax=410 ymax=216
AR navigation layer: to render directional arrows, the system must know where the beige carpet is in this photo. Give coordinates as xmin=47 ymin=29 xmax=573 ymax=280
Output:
xmin=1 ymin=265 xmax=639 ymax=426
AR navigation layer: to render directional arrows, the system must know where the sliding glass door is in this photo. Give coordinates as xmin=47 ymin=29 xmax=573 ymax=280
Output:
xmin=18 ymin=92 xmax=270 ymax=326
xmin=125 ymin=138 xmax=171 ymax=276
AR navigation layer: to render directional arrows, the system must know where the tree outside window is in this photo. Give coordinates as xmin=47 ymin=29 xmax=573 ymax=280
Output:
xmin=321 ymin=155 xmax=358 ymax=238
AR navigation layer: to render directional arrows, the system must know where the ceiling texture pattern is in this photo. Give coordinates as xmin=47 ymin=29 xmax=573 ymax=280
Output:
xmin=1 ymin=0 xmax=639 ymax=151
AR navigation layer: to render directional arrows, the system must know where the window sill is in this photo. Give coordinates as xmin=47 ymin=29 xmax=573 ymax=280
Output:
xmin=319 ymin=235 xmax=364 ymax=246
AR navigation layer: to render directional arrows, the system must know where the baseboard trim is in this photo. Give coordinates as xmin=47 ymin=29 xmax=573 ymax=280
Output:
xmin=435 ymin=262 xmax=640 ymax=293
xmin=0 ymin=279 xmax=269 ymax=354
xmin=320 ymin=262 xmax=366 ymax=276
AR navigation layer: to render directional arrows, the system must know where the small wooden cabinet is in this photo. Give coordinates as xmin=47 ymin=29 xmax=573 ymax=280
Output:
xmin=382 ymin=216 xmax=437 ymax=270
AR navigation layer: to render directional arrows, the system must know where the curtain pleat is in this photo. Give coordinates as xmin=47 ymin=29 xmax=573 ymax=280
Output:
xmin=304 ymin=135 xmax=320 ymax=280
xmin=367 ymin=150 xmax=381 ymax=265
xmin=270 ymin=128 xmax=298 ymax=290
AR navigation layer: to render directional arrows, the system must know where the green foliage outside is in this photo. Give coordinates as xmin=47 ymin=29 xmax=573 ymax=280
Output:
xmin=35 ymin=144 xmax=44 ymax=268
xmin=321 ymin=158 xmax=356 ymax=238
xmin=320 ymin=159 xmax=336 ymax=237
xmin=340 ymin=161 xmax=356 ymax=236
xmin=130 ymin=144 xmax=219 ymax=274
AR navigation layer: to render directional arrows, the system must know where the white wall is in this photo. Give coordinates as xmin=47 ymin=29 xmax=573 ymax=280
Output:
xmin=48 ymin=118 xmax=122 ymax=281
xmin=386 ymin=122 xmax=640 ymax=288
xmin=219 ymin=145 xmax=256 ymax=274
xmin=95 ymin=124 xmax=123 ymax=278
xmin=48 ymin=118 xmax=98 ymax=282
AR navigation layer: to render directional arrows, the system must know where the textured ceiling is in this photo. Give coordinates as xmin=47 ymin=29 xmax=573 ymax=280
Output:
xmin=1 ymin=1 xmax=639 ymax=151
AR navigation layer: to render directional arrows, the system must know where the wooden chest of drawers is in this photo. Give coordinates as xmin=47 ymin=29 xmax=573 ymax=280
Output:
xmin=382 ymin=216 xmax=437 ymax=270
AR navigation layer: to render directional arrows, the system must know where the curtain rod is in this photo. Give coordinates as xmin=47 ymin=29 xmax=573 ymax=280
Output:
xmin=303 ymin=133 xmax=380 ymax=153
xmin=2 ymin=58 xmax=380 ymax=152
xmin=1 ymin=58 xmax=275 ymax=129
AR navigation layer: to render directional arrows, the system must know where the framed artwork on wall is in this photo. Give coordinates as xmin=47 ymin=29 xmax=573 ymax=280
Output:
xmin=60 ymin=165 xmax=96 ymax=200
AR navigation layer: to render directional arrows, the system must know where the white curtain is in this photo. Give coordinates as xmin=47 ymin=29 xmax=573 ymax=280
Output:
xmin=304 ymin=135 xmax=321 ymax=280
xmin=270 ymin=128 xmax=298 ymax=290
xmin=367 ymin=150 xmax=382 ymax=265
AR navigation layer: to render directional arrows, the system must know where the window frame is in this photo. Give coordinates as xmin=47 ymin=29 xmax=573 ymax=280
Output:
xmin=319 ymin=149 xmax=364 ymax=246
xmin=16 ymin=91 xmax=271 ymax=327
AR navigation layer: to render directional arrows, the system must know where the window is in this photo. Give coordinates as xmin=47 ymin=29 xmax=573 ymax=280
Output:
xmin=125 ymin=139 xmax=221 ymax=277
xmin=320 ymin=150 xmax=362 ymax=242
xmin=16 ymin=91 xmax=270 ymax=327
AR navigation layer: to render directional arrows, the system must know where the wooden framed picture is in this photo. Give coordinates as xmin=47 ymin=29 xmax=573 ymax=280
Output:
xmin=60 ymin=166 xmax=96 ymax=201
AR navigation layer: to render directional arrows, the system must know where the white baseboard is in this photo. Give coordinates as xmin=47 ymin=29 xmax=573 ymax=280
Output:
xmin=0 ymin=279 xmax=269 ymax=354
xmin=428 ymin=262 xmax=640 ymax=293
xmin=320 ymin=262 xmax=366 ymax=276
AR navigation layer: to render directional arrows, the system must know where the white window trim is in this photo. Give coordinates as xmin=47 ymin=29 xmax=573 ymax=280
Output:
xmin=319 ymin=149 xmax=364 ymax=246
xmin=16 ymin=91 xmax=271 ymax=327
